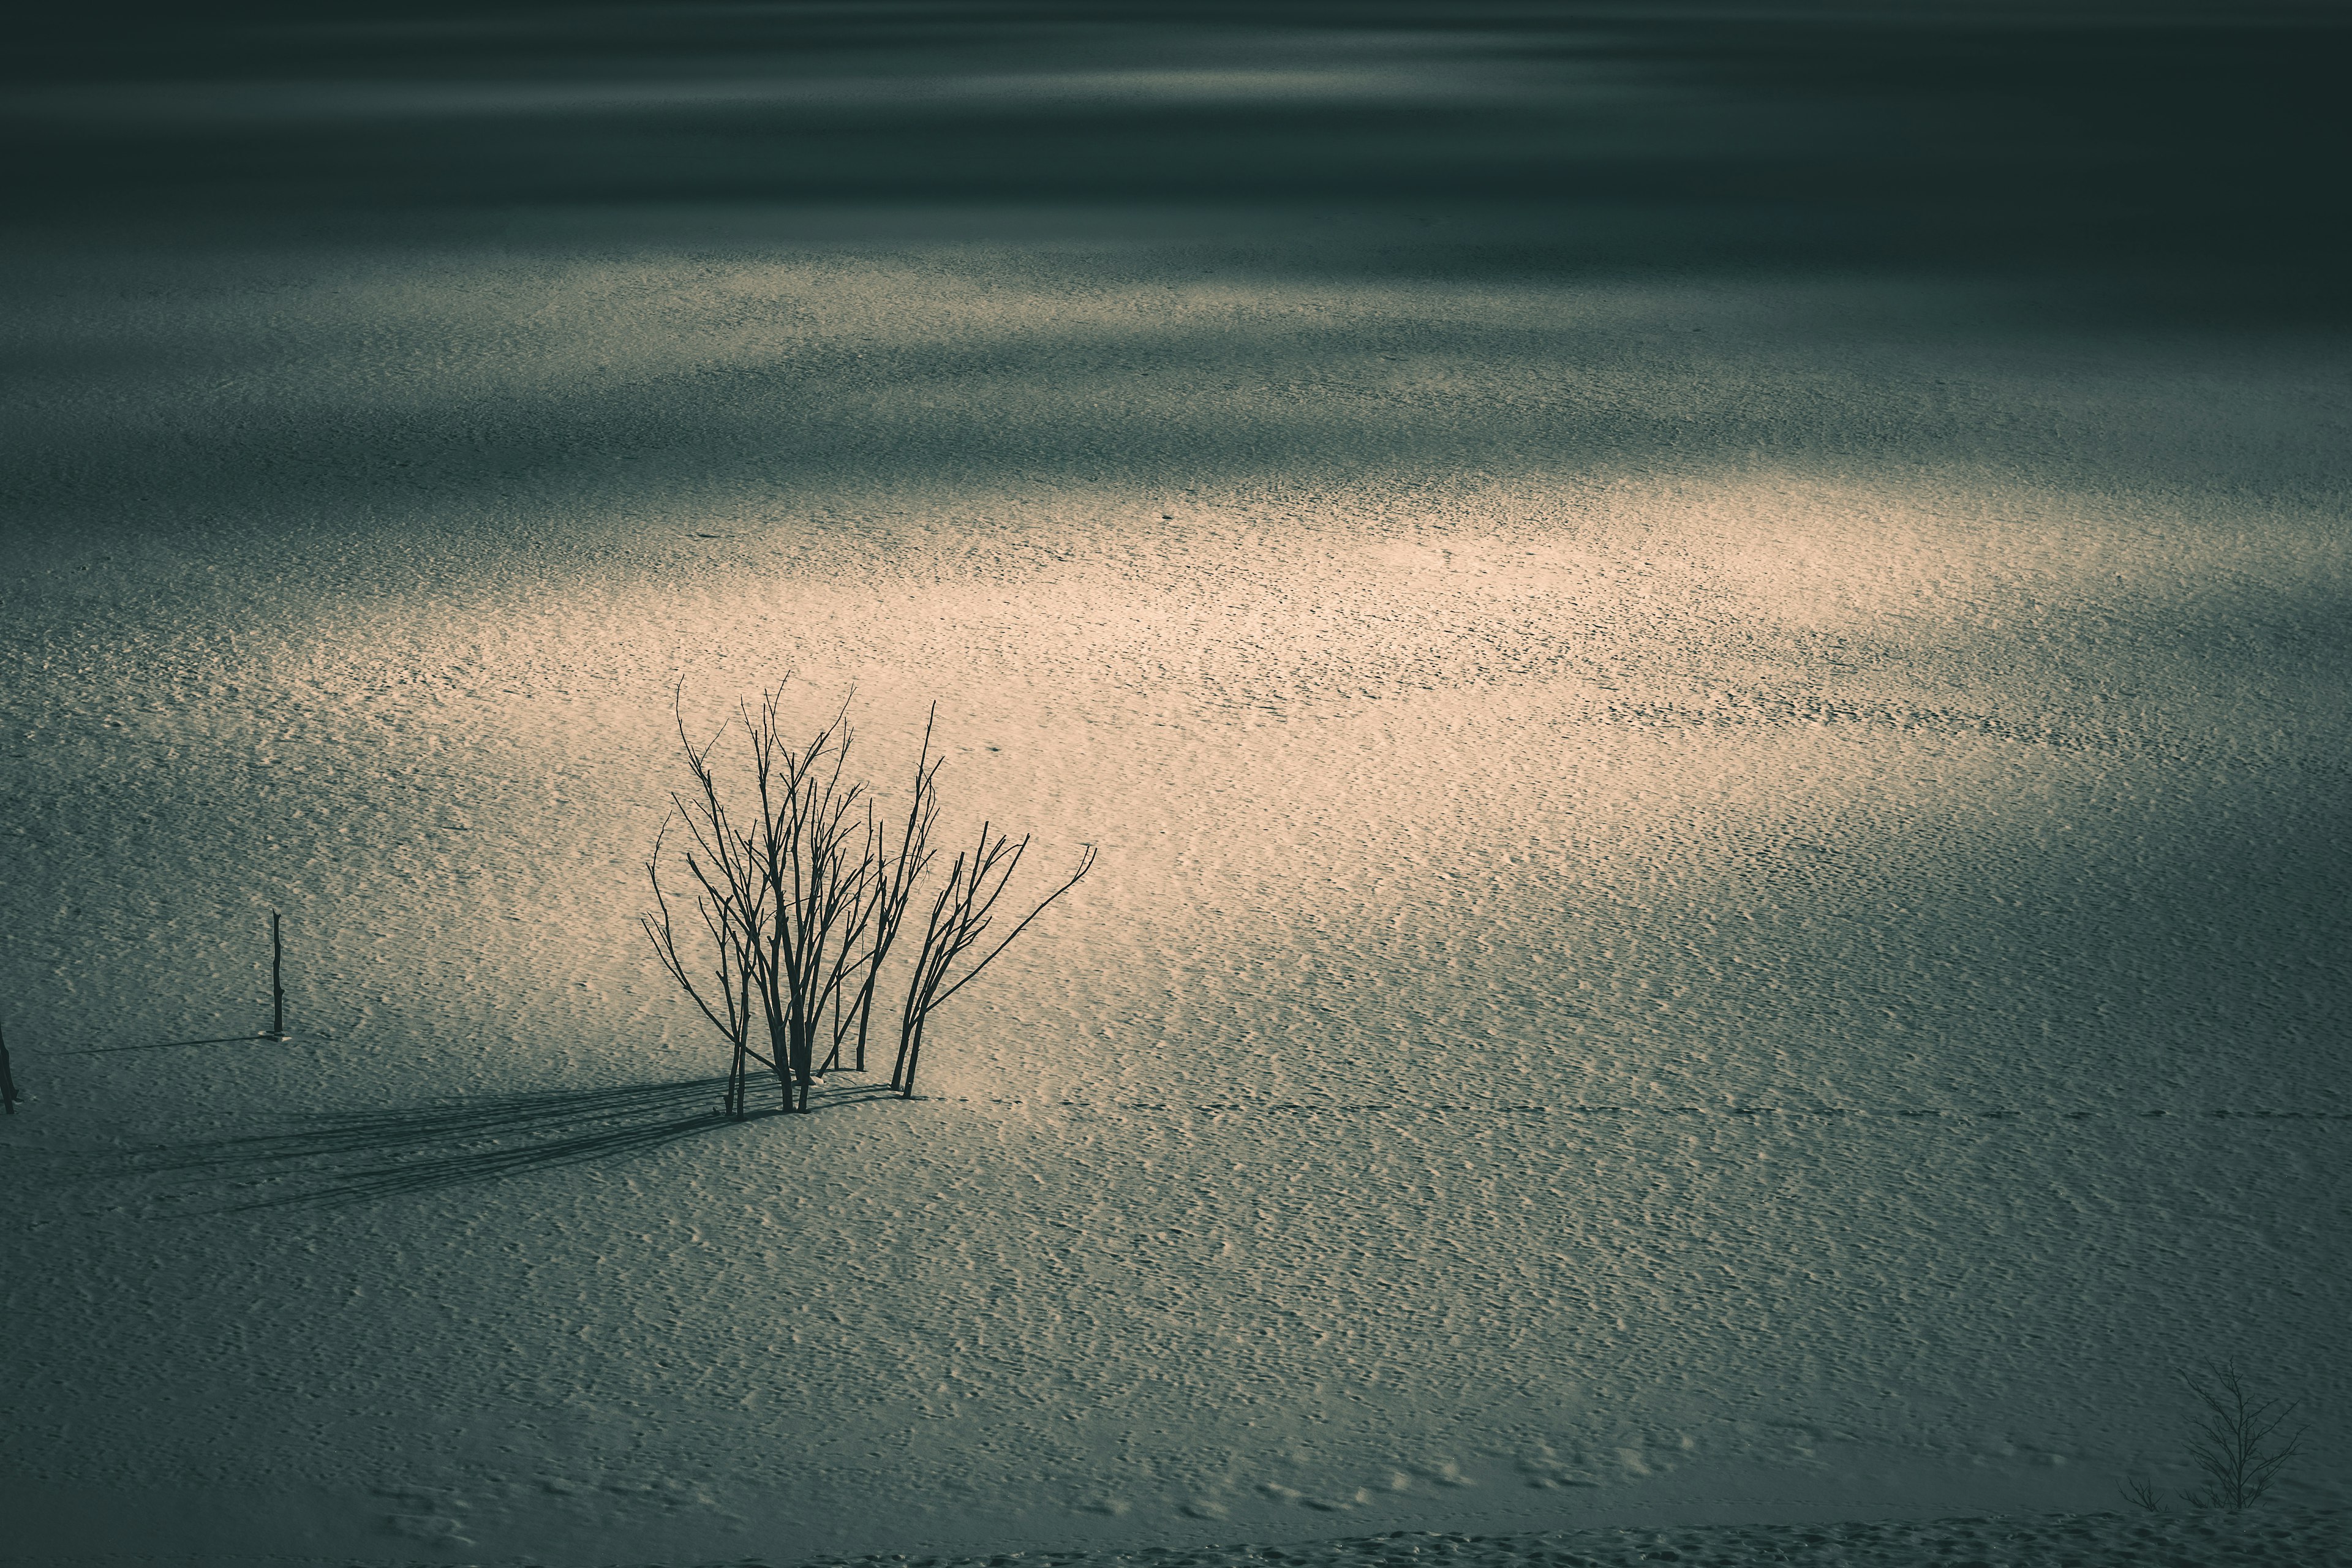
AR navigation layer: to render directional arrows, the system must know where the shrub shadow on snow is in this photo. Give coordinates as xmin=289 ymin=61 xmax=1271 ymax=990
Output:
xmin=116 ymin=1071 xmax=899 ymax=1210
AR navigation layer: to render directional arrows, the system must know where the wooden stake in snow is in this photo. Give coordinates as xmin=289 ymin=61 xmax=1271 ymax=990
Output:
xmin=265 ymin=911 xmax=289 ymax=1041
xmin=1 ymin=1018 xmax=18 ymax=1114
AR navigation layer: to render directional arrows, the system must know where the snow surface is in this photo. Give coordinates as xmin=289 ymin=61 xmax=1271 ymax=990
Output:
xmin=2 ymin=232 xmax=2346 ymax=1567
xmin=810 ymin=1512 xmax=2351 ymax=1568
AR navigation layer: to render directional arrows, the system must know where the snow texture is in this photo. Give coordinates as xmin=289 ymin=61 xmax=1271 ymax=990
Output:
xmin=3 ymin=230 xmax=2346 ymax=1567
xmin=798 ymin=1512 xmax=2351 ymax=1568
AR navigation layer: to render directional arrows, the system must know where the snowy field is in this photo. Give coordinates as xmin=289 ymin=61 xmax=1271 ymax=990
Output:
xmin=4 ymin=6 xmax=2349 ymax=1567
xmin=6 ymin=229 xmax=2345 ymax=1568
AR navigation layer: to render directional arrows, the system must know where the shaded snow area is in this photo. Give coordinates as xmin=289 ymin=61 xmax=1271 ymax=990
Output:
xmin=802 ymin=1512 xmax=2352 ymax=1568
xmin=2 ymin=235 xmax=2346 ymax=1568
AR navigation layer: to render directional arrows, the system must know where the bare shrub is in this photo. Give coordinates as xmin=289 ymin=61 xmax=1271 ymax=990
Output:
xmin=2180 ymin=1360 xmax=2307 ymax=1512
xmin=646 ymin=683 xmax=1090 ymax=1114
xmin=2117 ymin=1359 xmax=2309 ymax=1514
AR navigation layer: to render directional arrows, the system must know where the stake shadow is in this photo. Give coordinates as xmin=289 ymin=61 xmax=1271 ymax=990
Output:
xmin=67 ymin=1035 xmax=274 ymax=1055
xmin=121 ymin=1069 xmax=895 ymax=1210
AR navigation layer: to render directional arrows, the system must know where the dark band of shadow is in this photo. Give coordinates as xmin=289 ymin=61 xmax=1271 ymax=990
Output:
xmin=118 ymin=1071 xmax=900 ymax=1211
